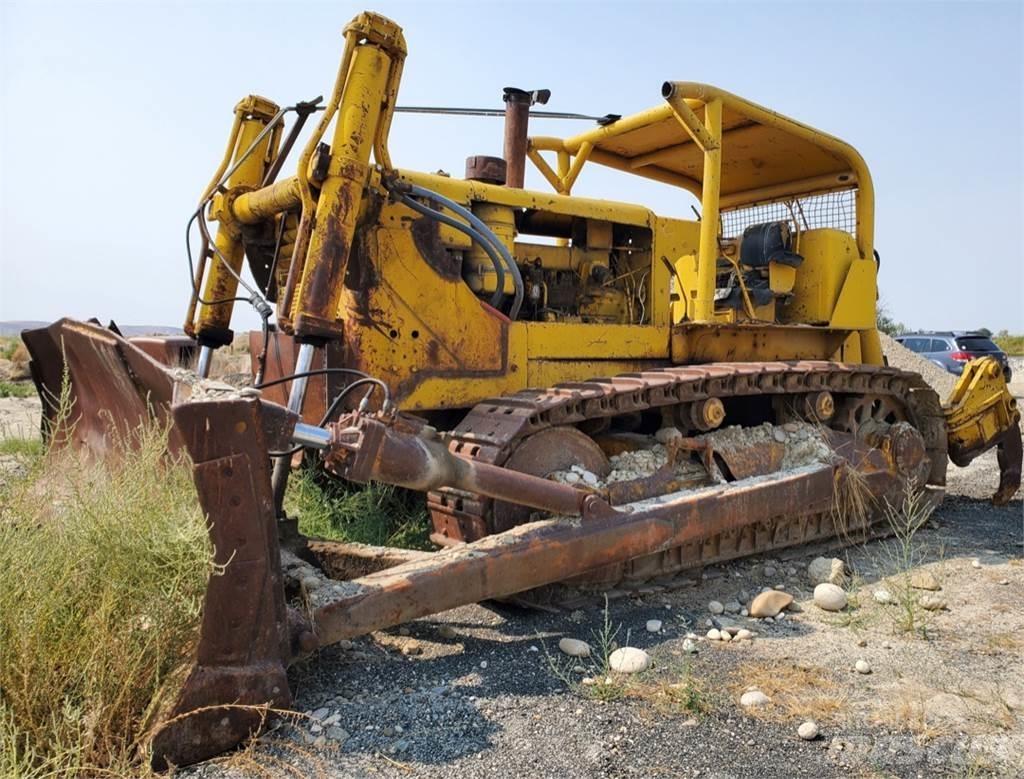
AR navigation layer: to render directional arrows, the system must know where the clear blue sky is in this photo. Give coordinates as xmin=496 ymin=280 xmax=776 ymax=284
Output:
xmin=1 ymin=0 xmax=1021 ymax=332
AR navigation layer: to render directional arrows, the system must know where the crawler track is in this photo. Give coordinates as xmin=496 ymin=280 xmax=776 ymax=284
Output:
xmin=428 ymin=361 xmax=947 ymax=595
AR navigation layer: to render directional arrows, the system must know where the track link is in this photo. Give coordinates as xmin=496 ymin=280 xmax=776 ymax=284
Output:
xmin=427 ymin=361 xmax=947 ymax=596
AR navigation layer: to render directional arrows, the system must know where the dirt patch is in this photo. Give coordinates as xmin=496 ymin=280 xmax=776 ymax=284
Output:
xmin=0 ymin=395 xmax=41 ymax=440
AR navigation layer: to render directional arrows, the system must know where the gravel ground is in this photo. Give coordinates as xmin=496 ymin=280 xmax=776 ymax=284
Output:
xmin=178 ymin=441 xmax=1023 ymax=778
xmin=1 ymin=346 xmax=1020 ymax=779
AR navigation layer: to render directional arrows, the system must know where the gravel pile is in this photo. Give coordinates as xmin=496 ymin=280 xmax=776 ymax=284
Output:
xmin=878 ymin=332 xmax=956 ymax=397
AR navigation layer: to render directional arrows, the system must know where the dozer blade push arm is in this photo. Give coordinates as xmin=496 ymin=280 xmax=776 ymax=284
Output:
xmin=943 ymin=356 xmax=1022 ymax=504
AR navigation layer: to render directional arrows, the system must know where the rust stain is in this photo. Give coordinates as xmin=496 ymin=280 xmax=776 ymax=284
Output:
xmin=409 ymin=216 xmax=461 ymax=280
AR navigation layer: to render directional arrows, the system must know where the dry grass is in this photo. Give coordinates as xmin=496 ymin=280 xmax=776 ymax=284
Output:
xmin=624 ymin=658 xmax=713 ymax=718
xmin=982 ymin=633 xmax=1023 ymax=653
xmin=729 ymin=660 xmax=848 ymax=723
xmin=0 ymin=423 xmax=212 ymax=777
xmin=869 ymin=680 xmax=1016 ymax=743
xmin=870 ymin=687 xmax=951 ymax=742
xmin=829 ymin=458 xmax=875 ymax=544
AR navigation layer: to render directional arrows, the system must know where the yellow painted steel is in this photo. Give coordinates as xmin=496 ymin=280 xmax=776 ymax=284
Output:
xmin=670 ymin=323 xmax=851 ymax=364
xmin=233 ymin=177 xmax=301 ymax=224
xmin=177 ymin=9 xmax=1024 ymax=487
xmin=665 ymin=94 xmax=719 ymax=152
xmin=281 ymin=12 xmax=406 ymax=335
xmin=779 ymin=229 xmax=858 ymax=325
xmin=693 ymin=99 xmax=722 ymax=322
xmin=288 ymin=33 xmax=399 ymax=338
xmin=190 ymin=95 xmax=279 ymax=341
xmin=945 ymin=357 xmax=1021 ymax=463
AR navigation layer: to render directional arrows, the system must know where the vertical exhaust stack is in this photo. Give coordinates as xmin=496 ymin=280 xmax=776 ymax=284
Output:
xmin=502 ymin=87 xmax=550 ymax=188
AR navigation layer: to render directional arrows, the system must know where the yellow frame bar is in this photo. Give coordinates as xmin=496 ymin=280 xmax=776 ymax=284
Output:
xmin=526 ymin=82 xmax=875 ymax=262
xmin=693 ymin=99 xmax=722 ymax=322
xmin=662 ymin=82 xmax=874 ymax=261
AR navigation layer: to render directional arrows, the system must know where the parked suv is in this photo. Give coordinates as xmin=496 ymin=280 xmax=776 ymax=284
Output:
xmin=894 ymin=331 xmax=1012 ymax=382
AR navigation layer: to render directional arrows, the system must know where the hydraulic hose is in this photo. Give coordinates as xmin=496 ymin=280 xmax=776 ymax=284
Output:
xmin=404 ymin=183 xmax=524 ymax=320
xmin=398 ymin=194 xmax=505 ymax=310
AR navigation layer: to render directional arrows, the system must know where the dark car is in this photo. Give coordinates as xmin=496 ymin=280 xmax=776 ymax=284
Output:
xmin=894 ymin=331 xmax=1012 ymax=382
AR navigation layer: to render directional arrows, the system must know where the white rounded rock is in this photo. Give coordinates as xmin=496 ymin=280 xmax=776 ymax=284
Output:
xmin=646 ymin=619 xmax=663 ymax=633
xmin=709 ymin=600 xmax=725 ymax=615
xmin=682 ymin=639 xmax=698 ymax=654
xmin=814 ymin=583 xmax=848 ymax=611
xmin=798 ymin=721 xmax=819 ymax=740
xmin=581 ymin=470 xmax=599 ymax=486
xmin=736 ymin=629 xmax=754 ymax=641
xmin=873 ymin=589 xmax=893 ymax=605
xmin=608 ymin=647 xmax=651 ymax=673
xmin=558 ymin=637 xmax=591 ymax=658
xmin=855 ymin=659 xmax=871 ymax=674
xmin=740 ymin=690 xmax=770 ymax=708
xmin=706 ymin=628 xmax=722 ymax=641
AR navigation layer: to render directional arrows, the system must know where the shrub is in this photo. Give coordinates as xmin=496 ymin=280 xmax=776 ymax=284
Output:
xmin=286 ymin=466 xmax=431 ymax=550
xmin=0 ymin=426 xmax=212 ymax=777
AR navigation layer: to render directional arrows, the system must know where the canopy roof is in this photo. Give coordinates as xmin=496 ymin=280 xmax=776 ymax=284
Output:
xmin=551 ymin=82 xmax=869 ymax=209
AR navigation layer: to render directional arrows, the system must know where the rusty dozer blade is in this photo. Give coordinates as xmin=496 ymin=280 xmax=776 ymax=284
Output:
xmin=21 ymin=318 xmax=189 ymax=454
xmin=146 ymin=391 xmax=930 ymax=768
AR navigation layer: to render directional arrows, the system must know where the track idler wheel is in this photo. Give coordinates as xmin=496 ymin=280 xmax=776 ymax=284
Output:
xmin=490 ymin=426 xmax=610 ymax=532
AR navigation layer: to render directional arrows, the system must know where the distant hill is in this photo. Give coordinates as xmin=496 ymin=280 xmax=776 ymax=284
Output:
xmin=0 ymin=321 xmax=184 ymax=338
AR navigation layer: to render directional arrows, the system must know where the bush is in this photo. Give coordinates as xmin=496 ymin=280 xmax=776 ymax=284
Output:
xmin=993 ymin=332 xmax=1024 ymax=356
xmin=0 ymin=381 xmax=35 ymax=399
xmin=286 ymin=466 xmax=431 ymax=550
xmin=0 ymin=426 xmax=212 ymax=777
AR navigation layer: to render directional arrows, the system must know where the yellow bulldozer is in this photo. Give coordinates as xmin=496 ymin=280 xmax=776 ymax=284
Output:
xmin=22 ymin=10 xmax=1021 ymax=768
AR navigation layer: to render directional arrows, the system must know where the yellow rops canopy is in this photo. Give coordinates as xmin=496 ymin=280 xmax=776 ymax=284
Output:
xmin=529 ymin=82 xmax=873 ymax=262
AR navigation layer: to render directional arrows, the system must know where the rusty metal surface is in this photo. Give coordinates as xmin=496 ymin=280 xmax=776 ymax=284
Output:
xmin=490 ymin=426 xmax=611 ymax=533
xmin=249 ymin=329 xmax=347 ymax=424
xmin=150 ymin=398 xmax=295 ymax=770
xmin=128 ymin=335 xmax=198 ymax=368
xmin=323 ymin=413 xmax=596 ymax=519
xmin=313 ymin=463 xmax=842 ymax=645
xmin=604 ymin=463 xmax=707 ymax=505
xmin=994 ymin=421 xmax=1022 ymax=505
xmin=306 ymin=540 xmax=433 ymax=579
xmin=502 ymin=91 xmax=531 ymax=188
xmin=21 ymin=319 xmax=186 ymax=454
xmin=465 ymin=154 xmax=507 ymax=184
xmin=427 ymin=360 xmax=950 ymax=591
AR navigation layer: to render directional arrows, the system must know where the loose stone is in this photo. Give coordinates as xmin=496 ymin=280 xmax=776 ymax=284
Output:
xmin=749 ymin=590 xmax=793 ymax=618
xmin=813 ymin=583 xmax=847 ymax=611
xmin=558 ymin=638 xmax=592 ymax=658
xmin=808 ymin=557 xmax=847 ymax=586
xmin=740 ymin=690 xmax=770 ymax=707
xmin=608 ymin=647 xmax=651 ymax=673
xmin=910 ymin=571 xmax=941 ymax=591
xmin=798 ymin=721 xmax=819 ymax=740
